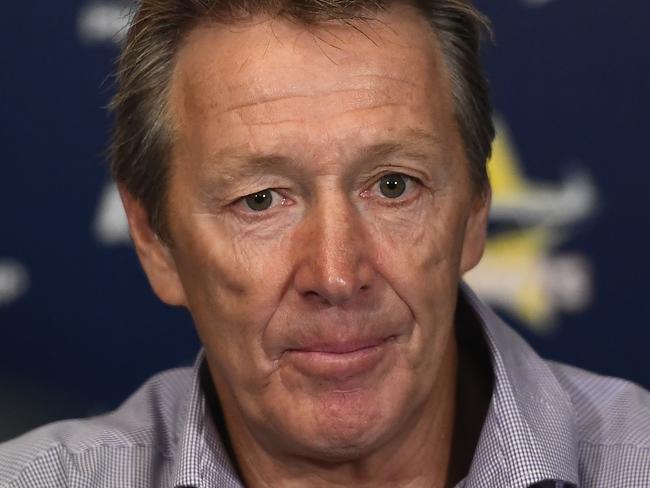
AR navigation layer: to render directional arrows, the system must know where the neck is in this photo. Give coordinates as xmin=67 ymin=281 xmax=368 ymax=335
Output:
xmin=220 ymin=342 xmax=460 ymax=488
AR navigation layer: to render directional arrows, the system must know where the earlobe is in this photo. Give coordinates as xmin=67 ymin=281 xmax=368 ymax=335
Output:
xmin=118 ymin=186 xmax=187 ymax=307
xmin=460 ymin=186 xmax=491 ymax=275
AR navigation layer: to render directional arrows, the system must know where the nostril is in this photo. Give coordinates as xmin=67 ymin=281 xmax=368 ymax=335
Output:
xmin=303 ymin=290 xmax=331 ymax=306
xmin=292 ymin=232 xmax=375 ymax=306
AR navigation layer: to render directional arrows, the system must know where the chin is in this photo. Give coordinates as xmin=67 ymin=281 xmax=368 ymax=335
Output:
xmin=281 ymin=378 xmax=415 ymax=462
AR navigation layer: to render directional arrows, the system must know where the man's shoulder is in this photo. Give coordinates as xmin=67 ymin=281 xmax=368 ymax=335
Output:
xmin=548 ymin=361 xmax=650 ymax=446
xmin=0 ymin=366 xmax=193 ymax=488
xmin=548 ymin=361 xmax=650 ymax=484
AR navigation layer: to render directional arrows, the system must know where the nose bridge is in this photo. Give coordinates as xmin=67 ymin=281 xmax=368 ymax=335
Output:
xmin=294 ymin=190 xmax=372 ymax=305
xmin=320 ymin=193 xmax=359 ymax=274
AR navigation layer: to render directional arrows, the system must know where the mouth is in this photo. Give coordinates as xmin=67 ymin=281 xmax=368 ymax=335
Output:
xmin=284 ymin=336 xmax=396 ymax=381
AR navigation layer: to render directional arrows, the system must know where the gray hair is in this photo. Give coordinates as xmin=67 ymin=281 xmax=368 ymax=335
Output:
xmin=110 ymin=0 xmax=494 ymax=241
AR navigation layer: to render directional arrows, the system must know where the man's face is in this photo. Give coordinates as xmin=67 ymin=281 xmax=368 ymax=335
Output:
xmin=154 ymin=5 xmax=488 ymax=460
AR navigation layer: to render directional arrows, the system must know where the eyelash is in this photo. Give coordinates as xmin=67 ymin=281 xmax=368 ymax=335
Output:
xmin=231 ymin=189 xmax=291 ymax=215
xmin=231 ymin=172 xmax=420 ymax=217
xmin=362 ymin=172 xmax=420 ymax=204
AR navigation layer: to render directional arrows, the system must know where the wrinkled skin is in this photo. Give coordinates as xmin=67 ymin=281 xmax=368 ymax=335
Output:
xmin=121 ymin=4 xmax=489 ymax=487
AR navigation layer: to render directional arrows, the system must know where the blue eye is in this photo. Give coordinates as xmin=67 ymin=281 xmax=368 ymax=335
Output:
xmin=379 ymin=173 xmax=407 ymax=198
xmin=244 ymin=190 xmax=274 ymax=211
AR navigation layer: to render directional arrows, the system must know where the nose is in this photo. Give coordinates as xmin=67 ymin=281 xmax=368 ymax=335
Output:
xmin=292 ymin=195 xmax=375 ymax=307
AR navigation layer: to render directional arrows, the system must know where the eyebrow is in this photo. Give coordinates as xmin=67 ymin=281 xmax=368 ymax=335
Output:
xmin=204 ymin=128 xmax=444 ymax=187
xmin=356 ymin=129 xmax=443 ymax=166
xmin=204 ymin=152 xmax=295 ymax=188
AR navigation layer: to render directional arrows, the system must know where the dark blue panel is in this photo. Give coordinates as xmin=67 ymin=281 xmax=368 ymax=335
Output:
xmin=1 ymin=0 xmax=648 ymax=440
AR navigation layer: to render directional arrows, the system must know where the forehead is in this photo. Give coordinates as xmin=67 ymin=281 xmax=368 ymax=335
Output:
xmin=169 ymin=4 xmax=459 ymax=165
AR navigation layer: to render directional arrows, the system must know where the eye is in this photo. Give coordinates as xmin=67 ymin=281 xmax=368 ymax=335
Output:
xmin=378 ymin=173 xmax=408 ymax=198
xmin=244 ymin=189 xmax=276 ymax=211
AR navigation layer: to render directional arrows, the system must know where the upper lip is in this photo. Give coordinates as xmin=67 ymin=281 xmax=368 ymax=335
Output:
xmin=287 ymin=336 xmax=393 ymax=354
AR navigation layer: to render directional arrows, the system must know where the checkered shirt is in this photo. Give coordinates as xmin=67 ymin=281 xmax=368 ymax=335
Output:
xmin=2 ymin=285 xmax=650 ymax=487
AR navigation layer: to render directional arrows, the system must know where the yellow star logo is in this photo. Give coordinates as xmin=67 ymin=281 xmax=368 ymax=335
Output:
xmin=465 ymin=118 xmax=597 ymax=332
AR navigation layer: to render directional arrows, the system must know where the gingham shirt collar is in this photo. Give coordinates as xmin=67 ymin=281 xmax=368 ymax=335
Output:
xmin=171 ymin=356 xmax=243 ymax=488
xmin=171 ymin=284 xmax=580 ymax=488
xmin=460 ymin=283 xmax=579 ymax=487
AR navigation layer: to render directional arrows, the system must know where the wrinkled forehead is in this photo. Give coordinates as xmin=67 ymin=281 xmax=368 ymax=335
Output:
xmin=169 ymin=4 xmax=452 ymax=127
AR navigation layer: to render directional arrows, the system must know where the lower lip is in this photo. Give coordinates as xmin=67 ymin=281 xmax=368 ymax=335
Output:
xmin=285 ymin=338 xmax=394 ymax=381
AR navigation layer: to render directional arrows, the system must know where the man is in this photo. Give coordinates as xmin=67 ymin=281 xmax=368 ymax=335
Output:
xmin=1 ymin=0 xmax=649 ymax=486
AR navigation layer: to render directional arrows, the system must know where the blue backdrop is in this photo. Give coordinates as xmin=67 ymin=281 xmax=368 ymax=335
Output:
xmin=1 ymin=0 xmax=649 ymax=442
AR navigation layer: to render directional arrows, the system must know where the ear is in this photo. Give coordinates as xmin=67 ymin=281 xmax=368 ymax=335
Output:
xmin=460 ymin=185 xmax=491 ymax=275
xmin=119 ymin=186 xmax=187 ymax=307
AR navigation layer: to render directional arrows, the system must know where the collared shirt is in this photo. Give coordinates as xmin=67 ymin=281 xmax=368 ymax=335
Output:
xmin=2 ymin=286 xmax=650 ymax=488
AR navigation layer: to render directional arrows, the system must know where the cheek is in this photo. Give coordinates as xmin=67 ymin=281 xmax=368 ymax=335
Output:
xmin=173 ymin=216 xmax=295 ymax=378
xmin=367 ymin=197 xmax=467 ymax=350
xmin=370 ymin=197 xmax=467 ymax=285
xmin=179 ymin=215 xmax=291 ymax=299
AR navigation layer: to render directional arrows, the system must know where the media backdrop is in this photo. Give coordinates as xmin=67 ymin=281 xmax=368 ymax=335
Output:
xmin=1 ymin=0 xmax=649 ymax=441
